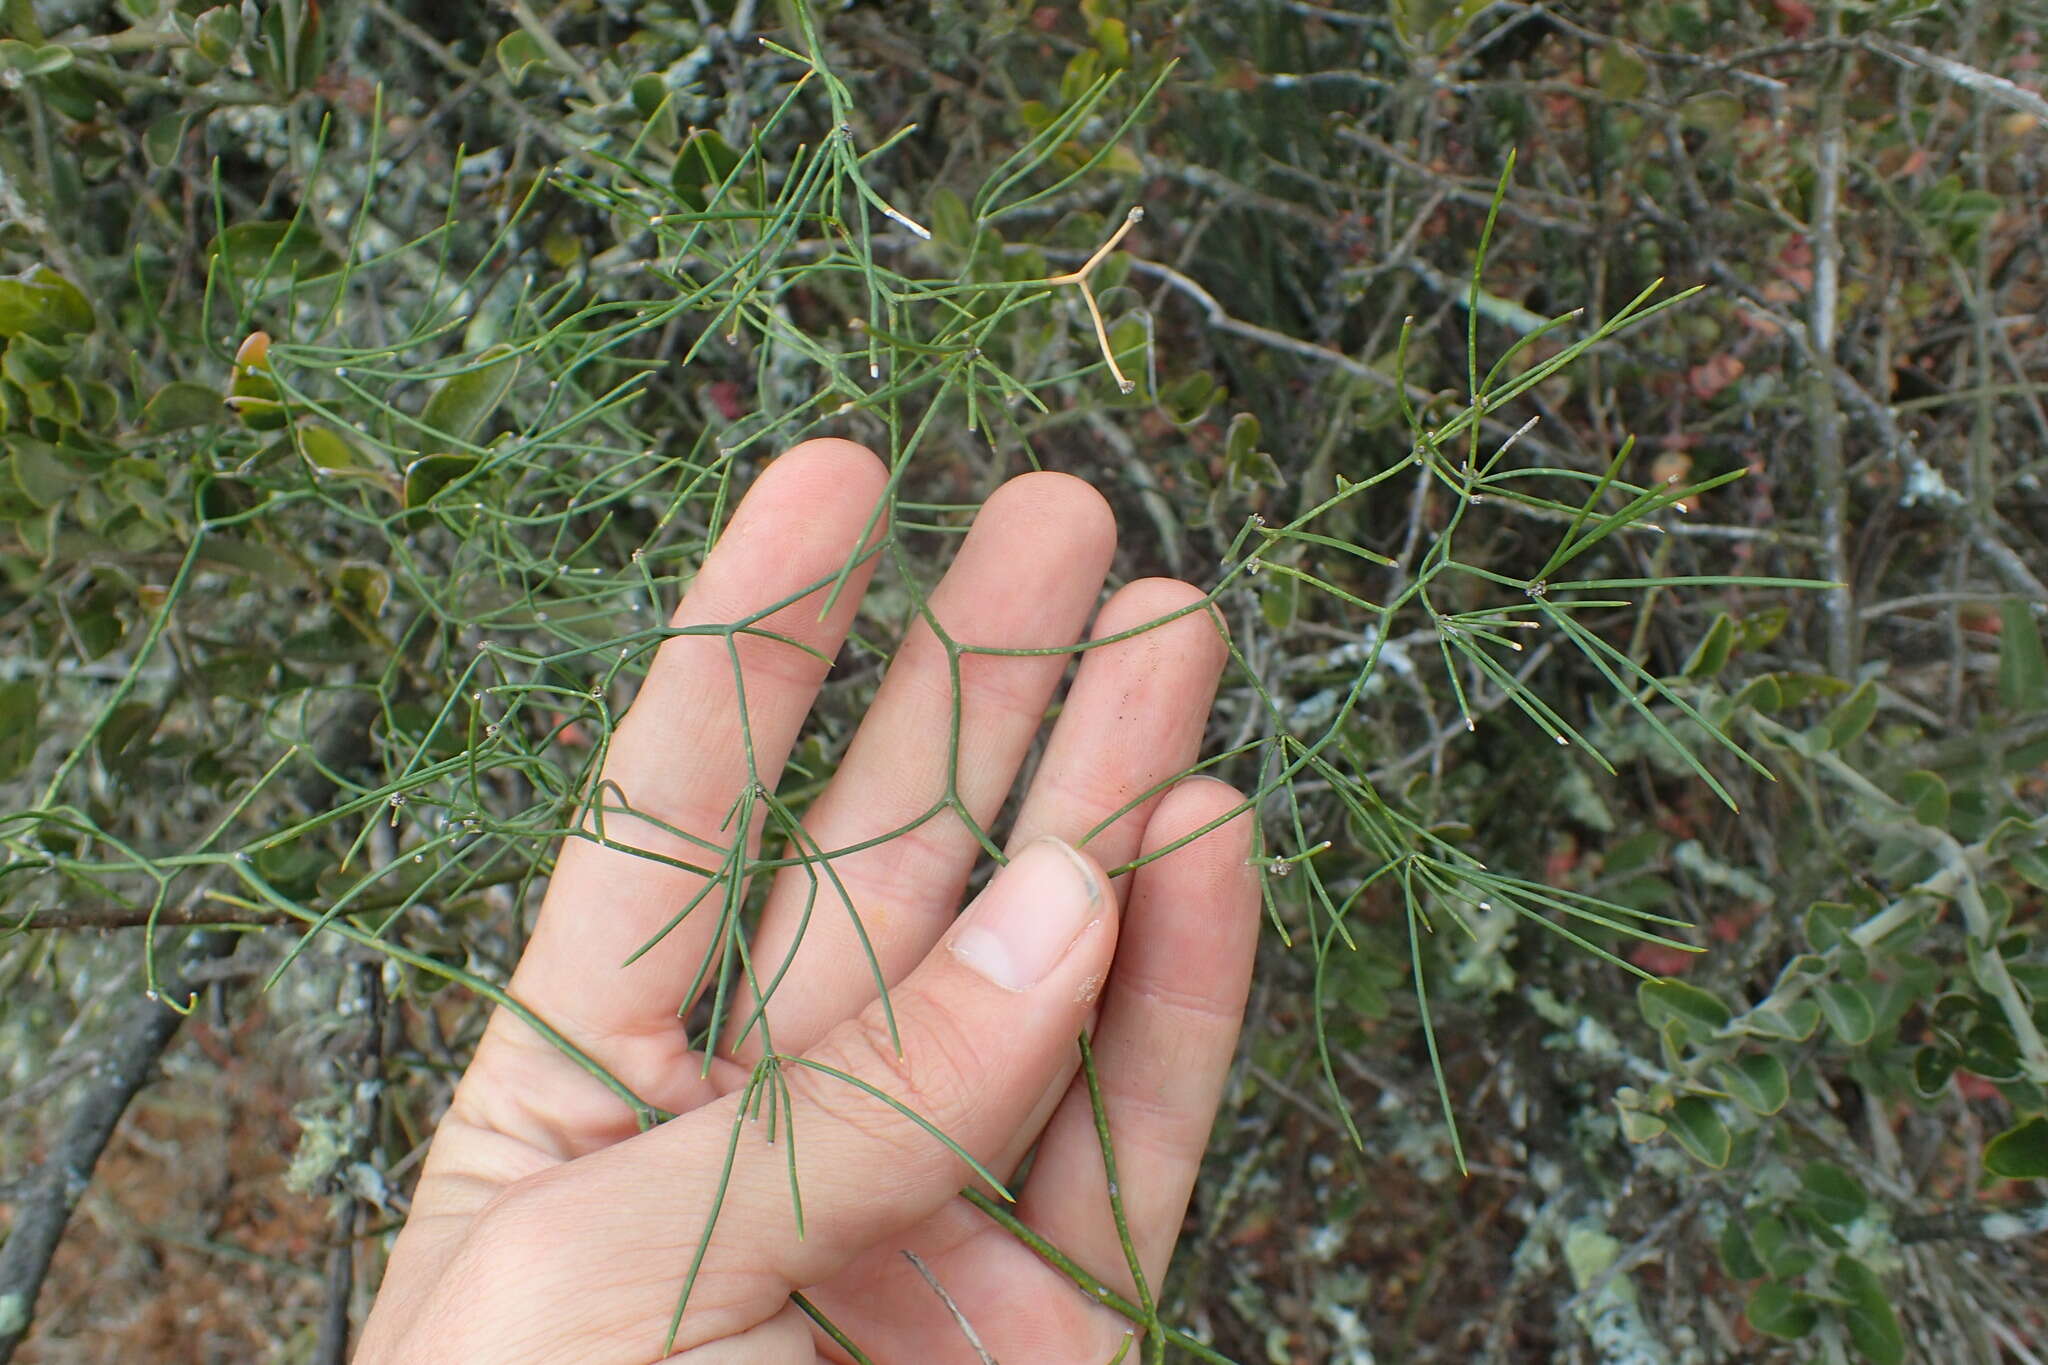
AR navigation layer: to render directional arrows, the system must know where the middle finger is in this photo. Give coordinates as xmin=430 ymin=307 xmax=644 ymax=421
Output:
xmin=728 ymin=471 xmax=1114 ymax=1058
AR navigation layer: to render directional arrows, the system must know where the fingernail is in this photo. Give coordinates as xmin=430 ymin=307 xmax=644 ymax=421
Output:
xmin=949 ymin=837 xmax=1101 ymax=992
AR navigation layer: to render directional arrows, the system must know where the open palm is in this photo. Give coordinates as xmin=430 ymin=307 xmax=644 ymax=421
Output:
xmin=357 ymin=439 xmax=1259 ymax=1363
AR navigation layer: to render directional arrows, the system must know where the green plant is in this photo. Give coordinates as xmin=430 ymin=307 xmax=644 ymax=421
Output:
xmin=1 ymin=47 xmax=1788 ymax=1360
xmin=7 ymin=1 xmax=2047 ymax=1360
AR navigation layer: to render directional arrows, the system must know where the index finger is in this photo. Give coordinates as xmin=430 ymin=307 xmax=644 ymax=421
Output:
xmin=507 ymin=439 xmax=889 ymax=1072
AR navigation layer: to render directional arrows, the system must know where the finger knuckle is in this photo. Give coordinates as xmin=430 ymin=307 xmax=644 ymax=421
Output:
xmin=806 ymin=992 xmax=990 ymax=1153
xmin=468 ymin=1169 xmax=576 ymax=1256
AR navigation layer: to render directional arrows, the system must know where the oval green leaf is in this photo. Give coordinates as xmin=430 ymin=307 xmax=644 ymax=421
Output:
xmin=0 ymin=38 xmax=73 ymax=76
xmin=1718 ymin=1218 xmax=1765 ymax=1281
xmin=208 ymin=220 xmax=342 ymax=284
xmin=141 ymin=380 xmax=222 ymax=432
xmin=143 ymin=111 xmax=188 ymax=168
xmin=1617 ymin=1103 xmax=1667 ymax=1143
xmin=9 ymin=440 xmax=87 ymax=506
xmin=1716 ymin=1052 xmax=1790 ymax=1116
xmin=1803 ymin=900 xmax=1857 ymax=952
xmin=1997 ymin=600 xmax=2048 ymax=711
xmin=0 ymin=679 xmax=39 ymax=779
xmin=335 ymin=562 xmax=391 ymax=617
xmin=1638 ymin=977 xmax=1732 ymax=1035
xmin=1666 ymin=1095 xmax=1732 ymax=1168
xmin=1910 ymin=1045 xmax=1957 ymax=1099
xmin=1816 ymin=981 xmax=1876 ymax=1046
xmin=223 ymin=394 xmax=288 ymax=431
xmin=1745 ymin=1281 xmax=1818 ymax=1341
xmin=1823 ymin=678 xmax=1878 ymax=749
xmin=1898 ymin=769 xmax=1950 ymax=827
xmin=1225 ymin=410 xmax=1262 ymax=464
xmin=0 ymin=265 xmax=94 ymax=339
xmin=298 ymin=423 xmax=382 ymax=479
xmin=417 ymin=345 xmax=520 ymax=452
xmin=495 ymin=30 xmax=549 ymax=84
xmin=1983 ymin=1115 xmax=2048 ymax=1180
xmin=1833 ymin=1256 xmax=1904 ymax=1365
xmin=1161 ymin=370 xmax=1222 ymax=426
xmin=1683 ymin=612 xmax=1736 ymax=677
xmin=1745 ymin=997 xmax=1821 ymax=1042
xmin=1797 ymin=1160 xmax=1866 ymax=1225
xmin=402 ymin=452 xmax=482 ymax=511
xmin=1597 ymin=44 xmax=1648 ymax=99
xmin=1732 ymin=673 xmax=1782 ymax=714
xmin=671 ymin=128 xmax=744 ymax=212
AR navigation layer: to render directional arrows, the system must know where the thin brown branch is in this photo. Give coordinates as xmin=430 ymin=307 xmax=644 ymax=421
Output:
xmin=0 ymin=933 xmax=237 ymax=1362
xmin=1708 ymin=260 xmax=2048 ymax=603
xmin=1808 ymin=39 xmax=1856 ymax=676
xmin=6 ymin=901 xmax=292 ymax=930
xmin=1866 ymin=37 xmax=2048 ymax=122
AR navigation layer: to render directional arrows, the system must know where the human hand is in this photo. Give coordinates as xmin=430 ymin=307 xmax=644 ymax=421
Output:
xmin=356 ymin=439 xmax=1260 ymax=1363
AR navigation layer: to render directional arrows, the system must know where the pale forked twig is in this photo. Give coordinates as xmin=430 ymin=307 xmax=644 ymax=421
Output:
xmin=902 ymin=1250 xmax=999 ymax=1364
xmin=1046 ymin=207 xmax=1147 ymax=394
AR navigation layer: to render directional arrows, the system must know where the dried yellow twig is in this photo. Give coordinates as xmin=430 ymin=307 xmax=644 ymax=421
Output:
xmin=1048 ymin=206 xmax=1145 ymax=394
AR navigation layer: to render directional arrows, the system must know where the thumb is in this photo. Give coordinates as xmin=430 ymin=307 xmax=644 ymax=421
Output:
xmin=721 ymin=835 xmax=1116 ymax=1292
xmin=392 ymin=838 xmax=1115 ymax=1363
